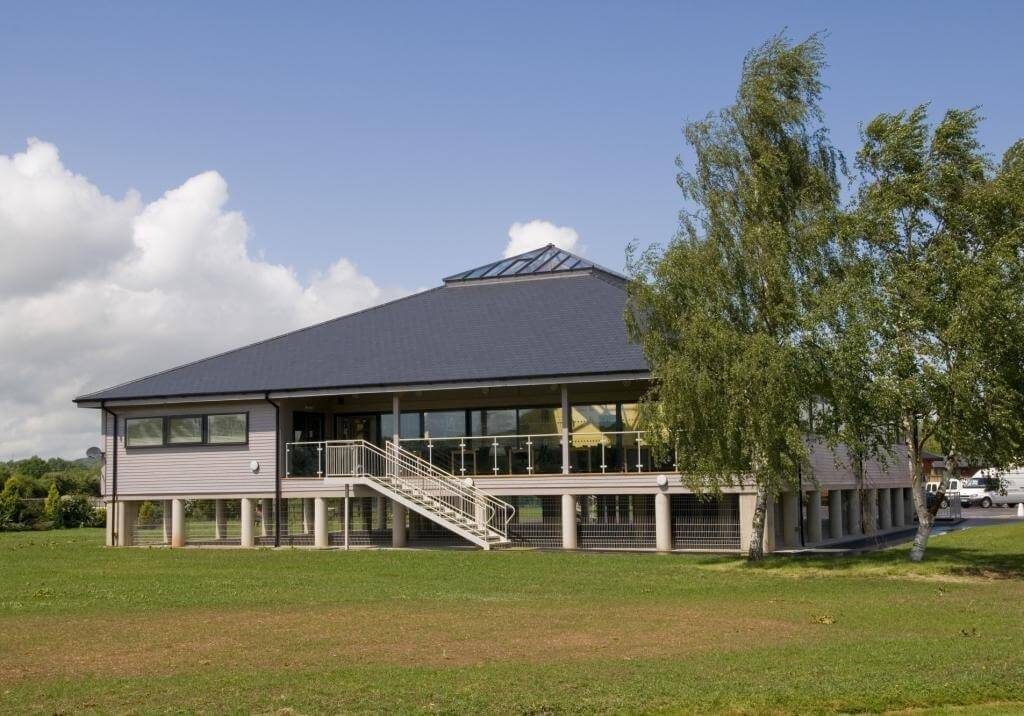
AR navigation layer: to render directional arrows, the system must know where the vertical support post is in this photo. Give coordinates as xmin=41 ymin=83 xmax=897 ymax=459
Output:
xmin=392 ymin=394 xmax=401 ymax=448
xmin=806 ymin=490 xmax=822 ymax=545
xmin=105 ymin=500 xmax=115 ymax=546
xmin=392 ymin=501 xmax=407 ymax=547
xmin=879 ymin=488 xmax=893 ymax=530
xmin=655 ymin=491 xmax=671 ymax=552
xmin=240 ymin=498 xmax=254 ymax=547
xmin=162 ymin=499 xmax=172 ymax=543
xmin=561 ymin=494 xmax=578 ymax=549
xmin=116 ymin=499 xmax=130 ymax=547
xmin=782 ymin=492 xmax=800 ymax=549
xmin=171 ymin=499 xmax=185 ymax=548
xmin=846 ymin=489 xmax=862 ymax=536
xmin=343 ymin=485 xmax=350 ymax=550
xmin=214 ymin=499 xmax=226 ymax=540
xmin=561 ymin=384 xmax=570 ymax=475
xmin=314 ymin=497 xmax=328 ymax=548
xmin=828 ymin=490 xmax=843 ymax=540
xmin=375 ymin=495 xmax=387 ymax=530
xmin=261 ymin=498 xmax=273 ymax=537
xmin=303 ymin=498 xmax=314 ymax=534
xmin=763 ymin=496 xmax=777 ymax=553
xmin=892 ymin=487 xmax=905 ymax=527
xmin=739 ymin=493 xmax=756 ymax=553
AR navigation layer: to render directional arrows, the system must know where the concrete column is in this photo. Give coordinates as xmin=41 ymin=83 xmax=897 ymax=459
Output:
xmin=806 ymin=490 xmax=822 ymax=545
xmin=105 ymin=501 xmax=114 ymax=546
xmin=392 ymin=501 xmax=407 ymax=547
xmin=892 ymin=488 xmax=905 ymax=527
xmin=829 ymin=490 xmax=843 ymax=540
xmin=392 ymin=394 xmax=401 ymax=448
xmin=738 ymin=493 xmax=756 ymax=553
xmin=879 ymin=488 xmax=893 ymax=530
xmin=303 ymin=498 xmax=314 ymax=534
xmin=215 ymin=499 xmax=226 ymax=540
xmin=865 ymin=488 xmax=879 ymax=535
xmin=171 ymin=498 xmax=185 ymax=548
xmin=561 ymin=494 xmax=578 ymax=549
xmin=314 ymin=497 xmax=328 ymax=548
xmin=162 ymin=500 xmax=172 ymax=543
xmin=904 ymin=487 xmax=915 ymax=524
xmin=240 ymin=498 xmax=254 ymax=547
xmin=655 ymin=491 xmax=672 ymax=552
xmin=117 ymin=501 xmax=138 ymax=547
xmin=763 ymin=496 xmax=776 ymax=553
xmin=375 ymin=495 xmax=387 ymax=530
xmin=261 ymin=498 xmax=273 ymax=537
xmin=782 ymin=491 xmax=801 ymax=548
xmin=561 ymin=385 xmax=570 ymax=474
xmin=846 ymin=489 xmax=862 ymax=536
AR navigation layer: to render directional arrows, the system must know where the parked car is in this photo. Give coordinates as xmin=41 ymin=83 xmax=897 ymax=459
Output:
xmin=962 ymin=467 xmax=1024 ymax=508
xmin=925 ymin=478 xmax=960 ymax=509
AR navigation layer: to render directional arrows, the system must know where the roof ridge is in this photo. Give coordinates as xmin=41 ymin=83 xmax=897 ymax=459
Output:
xmin=443 ymin=243 xmax=626 ymax=284
xmin=74 ymin=286 xmax=444 ymax=401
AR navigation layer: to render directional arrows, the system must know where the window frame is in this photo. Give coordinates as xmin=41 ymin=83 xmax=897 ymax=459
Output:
xmin=122 ymin=411 xmax=250 ymax=450
xmin=205 ymin=412 xmax=250 ymax=446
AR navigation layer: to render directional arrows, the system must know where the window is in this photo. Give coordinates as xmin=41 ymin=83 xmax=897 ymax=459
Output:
xmin=423 ymin=410 xmax=466 ymax=438
xmin=207 ymin=413 xmax=248 ymax=444
xmin=470 ymin=409 xmax=515 ymax=436
xmin=126 ymin=417 xmax=164 ymax=447
xmin=167 ymin=416 xmax=203 ymax=445
xmin=381 ymin=412 xmax=421 ymax=441
xmin=518 ymin=407 xmax=561 ymax=434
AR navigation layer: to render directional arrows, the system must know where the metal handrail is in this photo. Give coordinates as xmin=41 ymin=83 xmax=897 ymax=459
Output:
xmin=398 ymin=430 xmax=678 ymax=475
xmin=286 ymin=439 xmax=515 ymax=541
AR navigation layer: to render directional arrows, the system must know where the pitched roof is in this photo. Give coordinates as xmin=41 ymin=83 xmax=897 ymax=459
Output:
xmin=75 ymin=246 xmax=648 ymax=402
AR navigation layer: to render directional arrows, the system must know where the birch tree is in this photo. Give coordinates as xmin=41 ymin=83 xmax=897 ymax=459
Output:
xmin=626 ymin=33 xmax=841 ymax=559
xmin=848 ymin=107 xmax=1024 ymax=561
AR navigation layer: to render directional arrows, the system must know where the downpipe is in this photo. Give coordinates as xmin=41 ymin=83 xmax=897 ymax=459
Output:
xmin=264 ymin=393 xmax=281 ymax=548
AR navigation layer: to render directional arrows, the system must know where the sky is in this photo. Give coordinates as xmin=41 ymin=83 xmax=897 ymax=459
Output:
xmin=1 ymin=1 xmax=1022 ymax=459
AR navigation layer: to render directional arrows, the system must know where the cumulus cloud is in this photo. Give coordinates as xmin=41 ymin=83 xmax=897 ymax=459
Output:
xmin=503 ymin=219 xmax=581 ymax=258
xmin=0 ymin=140 xmax=404 ymax=459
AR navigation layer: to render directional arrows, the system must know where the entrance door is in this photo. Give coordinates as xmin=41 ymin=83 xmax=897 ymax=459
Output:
xmin=293 ymin=411 xmax=325 ymax=442
xmin=291 ymin=412 xmax=324 ymax=477
xmin=335 ymin=414 xmax=380 ymax=445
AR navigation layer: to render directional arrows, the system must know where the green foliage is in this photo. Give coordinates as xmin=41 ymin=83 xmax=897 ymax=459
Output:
xmin=43 ymin=483 xmax=63 ymax=528
xmin=61 ymin=496 xmax=103 ymax=528
xmin=627 ymin=32 xmax=841 ymax=500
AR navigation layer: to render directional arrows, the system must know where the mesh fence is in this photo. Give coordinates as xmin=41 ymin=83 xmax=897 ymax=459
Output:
xmin=671 ymin=494 xmax=740 ymax=550
xmin=132 ymin=500 xmax=169 ymax=546
xmin=505 ymin=496 xmax=562 ymax=548
xmin=185 ymin=499 xmax=243 ymax=546
xmin=578 ymin=494 xmax=656 ymax=550
xmin=330 ymin=496 xmax=392 ymax=547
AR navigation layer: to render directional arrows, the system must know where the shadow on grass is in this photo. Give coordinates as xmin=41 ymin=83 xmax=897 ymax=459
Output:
xmin=746 ymin=531 xmax=1024 ymax=580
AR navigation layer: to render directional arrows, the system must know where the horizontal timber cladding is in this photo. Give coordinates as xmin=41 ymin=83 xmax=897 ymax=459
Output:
xmin=805 ymin=439 xmax=911 ymax=490
xmin=671 ymin=494 xmax=740 ymax=551
xmin=104 ymin=400 xmax=277 ymax=498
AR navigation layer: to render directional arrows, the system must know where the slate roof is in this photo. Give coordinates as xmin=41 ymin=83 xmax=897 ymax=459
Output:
xmin=75 ymin=246 xmax=648 ymax=402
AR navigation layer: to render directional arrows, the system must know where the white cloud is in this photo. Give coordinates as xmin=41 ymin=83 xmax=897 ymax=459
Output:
xmin=503 ymin=219 xmax=581 ymax=258
xmin=0 ymin=140 xmax=405 ymax=460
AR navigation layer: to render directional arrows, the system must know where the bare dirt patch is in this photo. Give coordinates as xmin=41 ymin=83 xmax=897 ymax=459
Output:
xmin=0 ymin=601 xmax=801 ymax=683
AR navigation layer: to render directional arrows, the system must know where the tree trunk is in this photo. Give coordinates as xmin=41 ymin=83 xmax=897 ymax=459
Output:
xmin=856 ymin=456 xmax=876 ymax=536
xmin=747 ymin=484 xmax=769 ymax=560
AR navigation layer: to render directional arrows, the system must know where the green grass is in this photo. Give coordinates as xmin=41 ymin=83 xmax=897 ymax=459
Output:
xmin=1 ymin=524 xmax=1023 ymax=714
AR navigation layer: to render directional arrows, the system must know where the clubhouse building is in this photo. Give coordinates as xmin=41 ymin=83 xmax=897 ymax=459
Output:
xmin=74 ymin=245 xmax=913 ymax=552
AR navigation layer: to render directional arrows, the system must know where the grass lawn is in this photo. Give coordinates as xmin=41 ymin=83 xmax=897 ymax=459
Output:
xmin=1 ymin=524 xmax=1023 ymax=714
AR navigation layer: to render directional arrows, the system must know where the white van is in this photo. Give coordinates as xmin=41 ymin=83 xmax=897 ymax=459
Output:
xmin=959 ymin=468 xmax=1024 ymax=508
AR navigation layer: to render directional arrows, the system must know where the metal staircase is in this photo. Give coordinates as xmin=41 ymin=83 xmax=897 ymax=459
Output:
xmin=322 ymin=440 xmax=515 ymax=549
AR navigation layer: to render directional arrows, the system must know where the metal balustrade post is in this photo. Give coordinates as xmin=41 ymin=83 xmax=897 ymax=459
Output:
xmin=561 ymin=385 xmax=570 ymax=475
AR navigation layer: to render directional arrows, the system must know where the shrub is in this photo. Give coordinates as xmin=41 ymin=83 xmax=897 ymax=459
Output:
xmin=62 ymin=496 xmax=102 ymax=528
xmin=44 ymin=483 xmax=63 ymax=527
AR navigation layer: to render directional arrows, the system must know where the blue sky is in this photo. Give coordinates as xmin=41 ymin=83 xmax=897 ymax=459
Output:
xmin=1 ymin=2 xmax=1023 ymax=459
xmin=4 ymin=1 xmax=1022 ymax=286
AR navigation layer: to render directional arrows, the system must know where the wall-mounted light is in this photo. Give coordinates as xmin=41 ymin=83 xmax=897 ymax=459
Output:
xmin=250 ymin=460 xmax=260 ymax=474
xmin=656 ymin=474 xmax=668 ymax=487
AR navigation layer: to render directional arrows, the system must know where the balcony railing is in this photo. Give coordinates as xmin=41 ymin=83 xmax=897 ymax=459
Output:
xmin=397 ymin=431 xmax=678 ymax=477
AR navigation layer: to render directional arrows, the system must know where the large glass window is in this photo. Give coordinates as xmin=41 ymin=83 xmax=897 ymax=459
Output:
xmin=207 ymin=413 xmax=248 ymax=444
xmin=470 ymin=409 xmax=516 ymax=436
xmin=518 ymin=407 xmax=561 ymax=434
xmin=423 ymin=410 xmax=466 ymax=438
xmin=126 ymin=417 xmax=164 ymax=447
xmin=571 ymin=404 xmax=618 ymax=434
xmin=167 ymin=416 xmax=203 ymax=445
xmin=382 ymin=412 xmax=421 ymax=441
